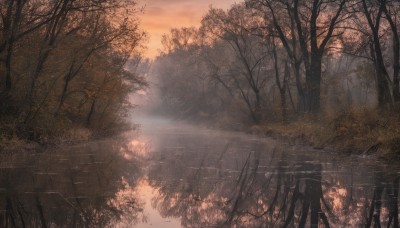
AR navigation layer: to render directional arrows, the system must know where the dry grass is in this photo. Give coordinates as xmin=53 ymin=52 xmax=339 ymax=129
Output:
xmin=259 ymin=109 xmax=400 ymax=157
xmin=0 ymin=135 xmax=28 ymax=152
xmin=260 ymin=116 xmax=334 ymax=148
xmin=62 ymin=127 xmax=92 ymax=142
xmin=330 ymin=109 xmax=400 ymax=155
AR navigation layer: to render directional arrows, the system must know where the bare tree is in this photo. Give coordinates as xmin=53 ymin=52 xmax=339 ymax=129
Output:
xmin=381 ymin=0 xmax=400 ymax=103
xmin=247 ymin=0 xmax=306 ymax=113
xmin=202 ymin=5 xmax=270 ymax=123
xmin=359 ymin=0 xmax=393 ymax=107
xmin=249 ymin=0 xmax=347 ymax=113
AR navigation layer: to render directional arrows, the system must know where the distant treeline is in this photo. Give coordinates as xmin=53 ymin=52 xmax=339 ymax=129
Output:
xmin=153 ymin=0 xmax=400 ymax=125
xmin=0 ymin=0 xmax=147 ymax=141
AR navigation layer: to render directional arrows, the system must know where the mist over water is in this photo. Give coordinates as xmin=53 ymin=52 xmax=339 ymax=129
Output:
xmin=98 ymin=115 xmax=400 ymax=227
xmin=131 ymin=117 xmax=399 ymax=227
xmin=0 ymin=116 xmax=398 ymax=227
xmin=2 ymin=0 xmax=400 ymax=227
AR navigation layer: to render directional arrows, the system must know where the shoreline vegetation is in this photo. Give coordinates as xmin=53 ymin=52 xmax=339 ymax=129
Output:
xmin=2 ymin=0 xmax=400 ymax=161
xmin=150 ymin=1 xmax=400 ymax=160
xmin=256 ymin=111 xmax=400 ymax=160
xmin=210 ymin=108 xmax=400 ymax=161
xmin=4 ymin=107 xmax=400 ymax=161
xmin=149 ymin=107 xmax=400 ymax=160
xmin=0 ymin=0 xmax=147 ymax=153
xmin=0 ymin=120 xmax=135 ymax=153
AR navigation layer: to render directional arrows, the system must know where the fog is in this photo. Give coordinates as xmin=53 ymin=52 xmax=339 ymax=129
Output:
xmin=1 ymin=0 xmax=400 ymax=227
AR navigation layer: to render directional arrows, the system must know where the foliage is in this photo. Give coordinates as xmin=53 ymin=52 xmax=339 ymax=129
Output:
xmin=152 ymin=1 xmax=400 ymax=153
xmin=0 ymin=0 xmax=147 ymax=143
xmin=261 ymin=109 xmax=400 ymax=158
xmin=330 ymin=109 xmax=400 ymax=156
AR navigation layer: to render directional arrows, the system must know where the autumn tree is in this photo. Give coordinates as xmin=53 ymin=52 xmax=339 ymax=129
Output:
xmin=0 ymin=0 xmax=146 ymax=139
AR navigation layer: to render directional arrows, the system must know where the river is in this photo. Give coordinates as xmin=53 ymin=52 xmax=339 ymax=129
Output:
xmin=0 ymin=117 xmax=398 ymax=227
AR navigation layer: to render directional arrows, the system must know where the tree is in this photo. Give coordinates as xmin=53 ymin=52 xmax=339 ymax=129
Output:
xmin=271 ymin=36 xmax=291 ymax=121
xmin=161 ymin=27 xmax=198 ymax=54
xmin=248 ymin=0 xmax=347 ymax=113
xmin=0 ymin=0 xmax=146 ymax=138
xmin=0 ymin=0 xmax=58 ymax=96
xmin=359 ymin=0 xmax=393 ymax=107
xmin=246 ymin=0 xmax=306 ymax=113
xmin=382 ymin=1 xmax=400 ymax=103
xmin=202 ymin=5 xmax=270 ymax=123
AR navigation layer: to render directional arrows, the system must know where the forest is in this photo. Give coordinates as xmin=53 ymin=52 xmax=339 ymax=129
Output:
xmin=152 ymin=0 xmax=400 ymax=155
xmin=1 ymin=1 xmax=400 ymax=227
xmin=0 ymin=0 xmax=147 ymax=146
xmin=2 ymin=0 xmax=400 ymax=156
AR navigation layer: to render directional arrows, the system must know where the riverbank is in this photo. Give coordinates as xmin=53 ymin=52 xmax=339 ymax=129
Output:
xmin=246 ymin=109 xmax=400 ymax=161
xmin=0 ymin=125 xmax=91 ymax=153
xmin=0 ymin=119 xmax=136 ymax=153
xmin=146 ymin=109 xmax=400 ymax=160
xmin=3 ymin=109 xmax=400 ymax=161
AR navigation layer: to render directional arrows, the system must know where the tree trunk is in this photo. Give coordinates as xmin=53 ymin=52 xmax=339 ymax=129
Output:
xmin=371 ymin=38 xmax=392 ymax=107
xmin=54 ymin=76 xmax=70 ymax=115
xmin=384 ymin=6 xmax=400 ymax=103
xmin=86 ymin=98 xmax=96 ymax=127
xmin=55 ymin=62 xmax=75 ymax=115
xmin=387 ymin=177 xmax=399 ymax=228
xmin=255 ymin=89 xmax=261 ymax=120
xmin=2 ymin=0 xmax=24 ymax=96
xmin=308 ymin=54 xmax=322 ymax=113
xmin=280 ymin=89 xmax=287 ymax=121
xmin=362 ymin=0 xmax=392 ymax=108
xmin=26 ymin=51 xmax=50 ymax=115
xmin=293 ymin=61 xmax=306 ymax=113
xmin=393 ymin=42 xmax=400 ymax=103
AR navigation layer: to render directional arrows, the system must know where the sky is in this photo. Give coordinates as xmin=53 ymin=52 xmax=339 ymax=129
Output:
xmin=139 ymin=0 xmax=237 ymax=58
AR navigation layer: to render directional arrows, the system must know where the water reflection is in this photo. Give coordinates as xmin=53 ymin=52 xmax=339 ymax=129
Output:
xmin=0 ymin=119 xmax=398 ymax=227
xmin=140 ymin=122 xmax=400 ymax=228
xmin=0 ymin=140 xmax=143 ymax=227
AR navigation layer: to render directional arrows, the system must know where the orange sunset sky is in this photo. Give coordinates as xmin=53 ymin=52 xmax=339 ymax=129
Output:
xmin=139 ymin=0 xmax=238 ymax=58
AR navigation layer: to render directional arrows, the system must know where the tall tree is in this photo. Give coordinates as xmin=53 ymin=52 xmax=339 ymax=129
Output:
xmin=381 ymin=0 xmax=400 ymax=103
xmin=295 ymin=0 xmax=347 ymax=113
xmin=247 ymin=0 xmax=306 ymax=113
xmin=360 ymin=0 xmax=393 ymax=107
xmin=249 ymin=0 xmax=347 ymax=113
xmin=0 ymin=0 xmax=146 ymax=138
xmin=202 ymin=5 xmax=269 ymax=123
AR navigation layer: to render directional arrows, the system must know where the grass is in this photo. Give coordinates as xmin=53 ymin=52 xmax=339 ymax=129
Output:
xmin=0 ymin=114 xmax=93 ymax=151
xmin=259 ymin=117 xmax=334 ymax=148
xmin=257 ymin=109 xmax=400 ymax=159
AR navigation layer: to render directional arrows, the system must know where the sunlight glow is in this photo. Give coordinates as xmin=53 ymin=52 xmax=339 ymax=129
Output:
xmin=139 ymin=0 xmax=237 ymax=58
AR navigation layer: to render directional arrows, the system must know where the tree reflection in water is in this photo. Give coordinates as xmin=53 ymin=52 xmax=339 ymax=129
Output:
xmin=0 ymin=140 xmax=144 ymax=227
xmin=3 ymin=127 xmax=396 ymax=227
xmin=146 ymin=137 xmax=400 ymax=228
xmin=365 ymin=172 xmax=399 ymax=228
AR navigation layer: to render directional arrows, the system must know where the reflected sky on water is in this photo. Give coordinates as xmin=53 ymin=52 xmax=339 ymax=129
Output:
xmin=0 ymin=117 xmax=398 ymax=227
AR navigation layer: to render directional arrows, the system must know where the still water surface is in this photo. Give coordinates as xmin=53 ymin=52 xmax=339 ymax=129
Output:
xmin=0 ymin=117 xmax=399 ymax=227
